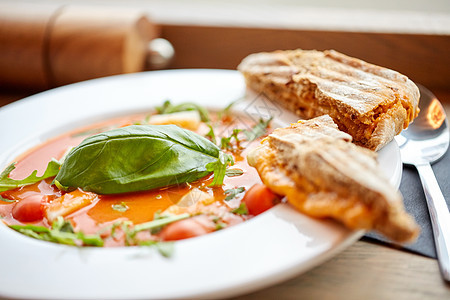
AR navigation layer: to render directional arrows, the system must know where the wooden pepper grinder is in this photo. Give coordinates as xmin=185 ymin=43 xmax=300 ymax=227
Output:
xmin=0 ymin=3 xmax=174 ymax=90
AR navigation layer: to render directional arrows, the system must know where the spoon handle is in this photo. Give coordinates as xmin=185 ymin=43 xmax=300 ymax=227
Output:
xmin=416 ymin=163 xmax=450 ymax=282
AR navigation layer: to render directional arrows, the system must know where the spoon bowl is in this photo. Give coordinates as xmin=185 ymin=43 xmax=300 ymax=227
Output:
xmin=396 ymin=85 xmax=449 ymax=164
xmin=395 ymin=84 xmax=450 ymax=282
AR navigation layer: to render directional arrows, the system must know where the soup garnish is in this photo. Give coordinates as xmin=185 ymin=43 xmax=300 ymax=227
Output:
xmin=0 ymin=101 xmax=280 ymax=255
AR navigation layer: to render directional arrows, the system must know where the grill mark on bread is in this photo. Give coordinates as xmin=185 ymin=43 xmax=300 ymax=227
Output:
xmin=238 ymin=49 xmax=420 ymax=150
xmin=247 ymin=116 xmax=420 ymax=243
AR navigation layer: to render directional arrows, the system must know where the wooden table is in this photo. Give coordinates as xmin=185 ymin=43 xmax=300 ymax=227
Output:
xmin=236 ymin=239 xmax=450 ymax=300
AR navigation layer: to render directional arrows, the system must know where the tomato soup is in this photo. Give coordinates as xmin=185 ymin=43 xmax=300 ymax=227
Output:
xmin=0 ymin=107 xmax=280 ymax=248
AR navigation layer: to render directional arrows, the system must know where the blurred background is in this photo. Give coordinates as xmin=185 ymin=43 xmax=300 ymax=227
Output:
xmin=0 ymin=0 xmax=449 ymax=103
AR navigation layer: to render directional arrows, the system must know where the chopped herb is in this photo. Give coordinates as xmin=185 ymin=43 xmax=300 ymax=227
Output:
xmin=225 ymin=168 xmax=244 ymax=177
xmin=9 ymin=217 xmax=103 ymax=247
xmin=217 ymin=100 xmax=237 ymax=120
xmin=8 ymin=211 xmax=178 ymax=256
xmin=0 ymin=195 xmax=16 ymax=203
xmin=205 ymin=124 xmax=217 ymax=145
xmin=112 ymin=202 xmax=129 ymax=212
xmin=122 ymin=222 xmax=136 ymax=246
xmin=211 ymin=215 xmax=227 ymax=230
xmin=224 ymin=187 xmax=245 ymax=201
xmin=220 ymin=129 xmax=243 ymax=150
xmin=133 ymin=213 xmax=191 ymax=233
xmin=215 ymin=221 xmax=227 ymax=230
xmin=206 ymin=152 xmax=234 ymax=187
xmin=136 ymin=240 xmax=175 ymax=258
xmin=109 ymin=221 xmax=125 ymax=238
xmin=243 ymin=117 xmax=273 ymax=141
xmin=0 ymin=159 xmax=61 ymax=193
xmin=76 ymin=231 xmax=104 ymax=247
xmin=155 ymin=242 xmax=175 ymax=258
xmin=231 ymin=202 xmax=248 ymax=215
xmin=155 ymin=100 xmax=210 ymax=122
xmin=155 ymin=100 xmax=172 ymax=114
xmin=52 ymin=216 xmax=74 ymax=233
xmin=144 ymin=114 xmax=152 ymax=124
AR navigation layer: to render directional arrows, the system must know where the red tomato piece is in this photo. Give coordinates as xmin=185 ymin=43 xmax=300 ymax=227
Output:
xmin=159 ymin=215 xmax=214 ymax=241
xmin=243 ymin=184 xmax=280 ymax=216
xmin=12 ymin=195 xmax=44 ymax=222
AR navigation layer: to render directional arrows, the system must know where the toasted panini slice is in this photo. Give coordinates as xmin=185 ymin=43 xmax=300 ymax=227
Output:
xmin=248 ymin=115 xmax=419 ymax=243
xmin=238 ymin=49 xmax=420 ymax=151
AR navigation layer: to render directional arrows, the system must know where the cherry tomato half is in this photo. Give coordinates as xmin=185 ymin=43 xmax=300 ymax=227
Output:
xmin=243 ymin=184 xmax=280 ymax=216
xmin=159 ymin=215 xmax=215 ymax=241
xmin=12 ymin=195 xmax=44 ymax=222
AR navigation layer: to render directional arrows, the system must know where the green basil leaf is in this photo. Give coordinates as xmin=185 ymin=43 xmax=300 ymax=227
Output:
xmin=55 ymin=125 xmax=223 ymax=194
xmin=0 ymin=159 xmax=61 ymax=192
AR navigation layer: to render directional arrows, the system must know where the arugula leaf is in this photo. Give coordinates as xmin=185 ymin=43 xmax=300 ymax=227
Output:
xmin=225 ymin=168 xmax=244 ymax=177
xmin=243 ymin=117 xmax=273 ymax=141
xmin=231 ymin=202 xmax=248 ymax=215
xmin=133 ymin=213 xmax=190 ymax=233
xmin=224 ymin=187 xmax=245 ymax=201
xmin=112 ymin=202 xmax=129 ymax=212
xmin=155 ymin=100 xmax=210 ymax=122
xmin=76 ymin=231 xmax=104 ymax=247
xmin=10 ymin=217 xmax=103 ymax=247
xmin=0 ymin=159 xmax=61 ymax=193
xmin=205 ymin=124 xmax=217 ymax=145
xmin=206 ymin=152 xmax=234 ymax=187
xmin=55 ymin=125 xmax=227 ymax=194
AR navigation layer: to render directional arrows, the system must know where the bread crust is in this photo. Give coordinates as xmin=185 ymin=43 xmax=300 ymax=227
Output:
xmin=238 ymin=49 xmax=420 ymax=151
xmin=248 ymin=115 xmax=420 ymax=243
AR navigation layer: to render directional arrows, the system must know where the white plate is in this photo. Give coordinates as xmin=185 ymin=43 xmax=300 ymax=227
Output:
xmin=0 ymin=70 xmax=401 ymax=299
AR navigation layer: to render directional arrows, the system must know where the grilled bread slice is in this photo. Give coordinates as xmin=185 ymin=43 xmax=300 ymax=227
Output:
xmin=248 ymin=115 xmax=419 ymax=243
xmin=238 ymin=49 xmax=420 ymax=151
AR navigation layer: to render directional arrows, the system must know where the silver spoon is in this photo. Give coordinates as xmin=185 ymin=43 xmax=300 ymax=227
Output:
xmin=396 ymin=84 xmax=450 ymax=282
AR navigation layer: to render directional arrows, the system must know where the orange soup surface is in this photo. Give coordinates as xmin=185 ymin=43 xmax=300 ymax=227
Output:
xmin=0 ymin=111 xmax=276 ymax=247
